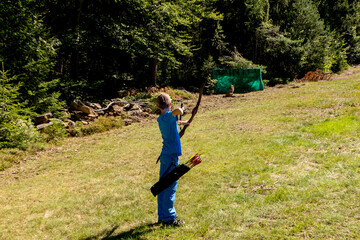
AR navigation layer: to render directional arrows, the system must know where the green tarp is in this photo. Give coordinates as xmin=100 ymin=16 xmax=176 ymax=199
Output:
xmin=212 ymin=68 xmax=264 ymax=94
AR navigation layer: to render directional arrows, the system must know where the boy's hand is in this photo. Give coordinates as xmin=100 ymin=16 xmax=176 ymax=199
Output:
xmin=177 ymin=120 xmax=190 ymax=126
xmin=179 ymin=106 xmax=186 ymax=114
xmin=182 ymin=107 xmax=188 ymax=115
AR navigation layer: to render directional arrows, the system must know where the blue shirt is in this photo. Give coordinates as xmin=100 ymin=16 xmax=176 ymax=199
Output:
xmin=157 ymin=111 xmax=182 ymax=156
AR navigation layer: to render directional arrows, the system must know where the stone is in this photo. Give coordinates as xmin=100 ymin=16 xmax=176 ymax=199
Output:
xmin=66 ymin=120 xmax=76 ymax=129
xmin=81 ymin=120 xmax=89 ymax=125
xmin=123 ymin=119 xmax=133 ymax=126
xmin=123 ymin=103 xmax=134 ymax=111
xmin=49 ymin=118 xmax=66 ymax=126
xmin=131 ymin=103 xmax=141 ymax=111
xmin=36 ymin=122 xmax=54 ymax=130
xmin=109 ymin=104 xmax=123 ymax=116
xmin=130 ymin=110 xmax=148 ymax=118
xmin=70 ymin=101 xmax=98 ymax=117
xmin=34 ymin=113 xmax=52 ymax=125
xmin=72 ymin=111 xmax=86 ymax=121
xmin=85 ymin=102 xmax=102 ymax=110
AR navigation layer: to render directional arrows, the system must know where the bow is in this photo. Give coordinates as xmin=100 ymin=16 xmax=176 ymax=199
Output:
xmin=179 ymin=82 xmax=205 ymax=138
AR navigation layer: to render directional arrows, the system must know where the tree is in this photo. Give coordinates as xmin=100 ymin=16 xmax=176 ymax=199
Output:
xmin=316 ymin=0 xmax=360 ymax=64
xmin=0 ymin=0 xmax=64 ymax=114
xmin=0 ymin=63 xmax=39 ymax=149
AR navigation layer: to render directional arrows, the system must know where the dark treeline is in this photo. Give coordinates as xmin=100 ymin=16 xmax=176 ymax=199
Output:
xmin=1 ymin=0 xmax=360 ymax=148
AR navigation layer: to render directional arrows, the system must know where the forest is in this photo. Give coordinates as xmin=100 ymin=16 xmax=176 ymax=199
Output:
xmin=1 ymin=0 xmax=360 ymax=149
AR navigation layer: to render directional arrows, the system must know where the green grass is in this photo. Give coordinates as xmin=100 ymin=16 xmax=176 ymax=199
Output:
xmin=1 ymin=68 xmax=360 ymax=239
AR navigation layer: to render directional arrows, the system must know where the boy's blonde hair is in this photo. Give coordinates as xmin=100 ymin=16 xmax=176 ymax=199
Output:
xmin=157 ymin=93 xmax=171 ymax=110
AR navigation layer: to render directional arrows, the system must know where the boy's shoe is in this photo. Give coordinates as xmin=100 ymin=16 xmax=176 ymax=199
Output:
xmin=159 ymin=216 xmax=185 ymax=227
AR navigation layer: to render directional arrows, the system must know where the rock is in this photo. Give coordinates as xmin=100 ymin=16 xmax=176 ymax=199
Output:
xmin=66 ymin=120 xmax=76 ymax=129
xmin=70 ymin=101 xmax=83 ymax=110
xmin=123 ymin=119 xmax=133 ymax=126
xmin=94 ymin=100 xmax=127 ymax=112
xmin=131 ymin=103 xmax=141 ymax=111
xmin=49 ymin=118 xmax=66 ymax=126
xmin=139 ymin=102 xmax=150 ymax=108
xmin=85 ymin=102 xmax=102 ymax=110
xmin=34 ymin=113 xmax=52 ymax=125
xmin=36 ymin=122 xmax=54 ymax=130
xmin=123 ymin=103 xmax=141 ymax=111
xmin=61 ymin=109 xmax=71 ymax=118
xmin=123 ymin=103 xmax=134 ymax=111
xmin=109 ymin=104 xmax=123 ymax=116
xmin=130 ymin=110 xmax=148 ymax=118
xmin=289 ymin=83 xmax=300 ymax=88
xmin=70 ymin=101 xmax=98 ymax=117
xmin=72 ymin=111 xmax=86 ymax=121
xmin=142 ymin=107 xmax=153 ymax=113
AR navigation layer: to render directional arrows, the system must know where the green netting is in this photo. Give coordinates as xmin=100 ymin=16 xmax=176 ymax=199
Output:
xmin=212 ymin=68 xmax=264 ymax=94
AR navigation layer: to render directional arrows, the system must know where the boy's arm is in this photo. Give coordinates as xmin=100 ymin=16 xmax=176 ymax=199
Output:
xmin=177 ymin=120 xmax=190 ymax=126
xmin=172 ymin=107 xmax=185 ymax=117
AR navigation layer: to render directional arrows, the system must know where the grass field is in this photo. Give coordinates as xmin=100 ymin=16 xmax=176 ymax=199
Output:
xmin=1 ymin=68 xmax=360 ymax=239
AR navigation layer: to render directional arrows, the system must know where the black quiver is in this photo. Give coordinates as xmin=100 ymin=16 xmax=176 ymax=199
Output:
xmin=150 ymin=164 xmax=190 ymax=197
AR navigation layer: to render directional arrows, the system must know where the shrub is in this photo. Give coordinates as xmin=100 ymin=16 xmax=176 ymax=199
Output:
xmin=124 ymin=92 xmax=151 ymax=102
xmin=0 ymin=63 xmax=41 ymax=149
xmin=219 ymin=48 xmax=267 ymax=73
xmin=40 ymin=122 xmax=67 ymax=143
xmin=68 ymin=117 xmax=124 ymax=137
xmin=0 ymin=119 xmax=41 ymax=149
xmin=0 ymin=149 xmax=26 ymax=171
xmin=172 ymin=89 xmax=195 ymax=100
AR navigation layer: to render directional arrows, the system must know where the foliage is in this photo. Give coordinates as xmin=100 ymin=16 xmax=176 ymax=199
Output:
xmin=219 ymin=47 xmax=267 ymax=71
xmin=0 ymin=63 xmax=40 ymax=149
xmin=329 ymin=38 xmax=350 ymax=73
xmin=1 ymin=0 xmax=360 ymax=149
xmin=255 ymin=22 xmax=302 ymax=79
xmin=0 ymin=119 xmax=40 ymax=150
xmin=316 ymin=0 xmax=360 ymax=64
xmin=172 ymin=89 xmax=195 ymax=100
xmin=40 ymin=122 xmax=67 ymax=143
xmin=217 ymin=0 xmax=351 ymax=81
xmin=0 ymin=0 xmax=64 ymax=114
xmin=68 ymin=117 xmax=124 ymax=137
xmin=123 ymin=92 xmax=152 ymax=102
xmin=201 ymin=56 xmax=218 ymax=94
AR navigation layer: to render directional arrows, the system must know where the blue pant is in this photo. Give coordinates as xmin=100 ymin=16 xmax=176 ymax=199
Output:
xmin=158 ymin=154 xmax=179 ymax=222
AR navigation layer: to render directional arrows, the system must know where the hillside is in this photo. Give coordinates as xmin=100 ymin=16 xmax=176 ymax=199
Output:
xmin=1 ymin=68 xmax=360 ymax=239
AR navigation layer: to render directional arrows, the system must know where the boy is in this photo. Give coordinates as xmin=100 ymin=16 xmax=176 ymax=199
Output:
xmin=156 ymin=93 xmax=188 ymax=226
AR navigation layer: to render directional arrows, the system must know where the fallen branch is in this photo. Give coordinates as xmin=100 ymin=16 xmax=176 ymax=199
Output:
xmin=94 ymin=101 xmax=127 ymax=112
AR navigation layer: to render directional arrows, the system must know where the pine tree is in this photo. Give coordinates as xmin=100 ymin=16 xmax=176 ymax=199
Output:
xmin=0 ymin=63 xmax=39 ymax=149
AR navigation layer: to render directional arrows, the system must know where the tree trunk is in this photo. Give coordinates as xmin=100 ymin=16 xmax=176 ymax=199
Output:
xmin=71 ymin=0 xmax=84 ymax=80
xmin=149 ymin=58 xmax=159 ymax=86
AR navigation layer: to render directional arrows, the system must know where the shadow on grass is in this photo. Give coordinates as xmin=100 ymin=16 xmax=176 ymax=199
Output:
xmin=84 ymin=222 xmax=163 ymax=240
